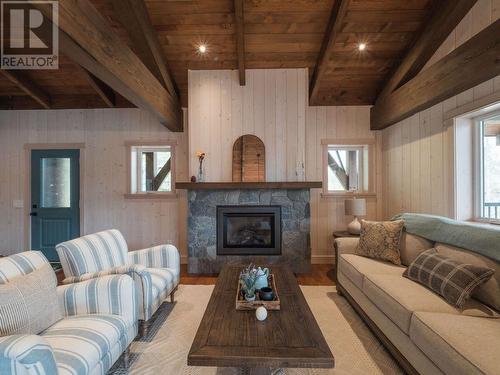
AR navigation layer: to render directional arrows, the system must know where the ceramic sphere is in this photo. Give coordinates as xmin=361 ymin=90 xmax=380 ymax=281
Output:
xmin=256 ymin=306 xmax=267 ymax=321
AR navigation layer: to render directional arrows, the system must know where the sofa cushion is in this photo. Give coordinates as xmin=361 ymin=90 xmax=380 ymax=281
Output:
xmin=436 ymin=243 xmax=500 ymax=312
xmin=0 ymin=264 xmax=62 ymax=336
xmin=339 ymin=254 xmax=405 ymax=289
xmin=362 ymin=274 xmax=487 ymax=334
xmin=42 ymin=314 xmax=129 ymax=375
xmin=356 ymin=219 xmax=404 ymax=265
xmin=410 ymin=312 xmax=500 ymax=375
xmin=148 ymin=268 xmax=178 ymax=300
xmin=403 ymin=249 xmax=494 ymax=308
xmin=400 ymin=232 xmax=434 ymax=266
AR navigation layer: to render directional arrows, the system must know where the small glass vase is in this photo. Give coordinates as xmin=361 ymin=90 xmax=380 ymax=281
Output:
xmin=197 ymin=163 xmax=204 ymax=182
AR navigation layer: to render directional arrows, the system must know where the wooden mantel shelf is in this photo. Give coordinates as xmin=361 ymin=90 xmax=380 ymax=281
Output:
xmin=175 ymin=181 xmax=322 ymax=190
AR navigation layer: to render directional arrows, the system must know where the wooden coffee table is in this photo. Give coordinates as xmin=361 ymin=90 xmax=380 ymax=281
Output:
xmin=188 ymin=265 xmax=334 ymax=374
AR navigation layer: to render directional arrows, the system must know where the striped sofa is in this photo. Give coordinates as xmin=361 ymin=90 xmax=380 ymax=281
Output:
xmin=0 ymin=251 xmax=137 ymax=375
xmin=56 ymin=229 xmax=180 ymax=334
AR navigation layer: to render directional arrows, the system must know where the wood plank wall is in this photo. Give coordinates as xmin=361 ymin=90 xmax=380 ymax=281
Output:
xmin=188 ymin=69 xmax=382 ymax=263
xmin=381 ymin=0 xmax=500 ymax=219
xmin=188 ymin=69 xmax=307 ymax=182
xmin=305 ymin=106 xmax=383 ymax=263
xmin=0 ymin=108 xmax=189 ymax=260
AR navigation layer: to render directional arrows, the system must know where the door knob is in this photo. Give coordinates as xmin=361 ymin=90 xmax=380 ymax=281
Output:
xmin=30 ymin=212 xmax=37 ymax=216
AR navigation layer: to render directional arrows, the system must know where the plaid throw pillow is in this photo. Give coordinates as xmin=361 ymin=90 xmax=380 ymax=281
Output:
xmin=403 ymin=249 xmax=495 ymax=308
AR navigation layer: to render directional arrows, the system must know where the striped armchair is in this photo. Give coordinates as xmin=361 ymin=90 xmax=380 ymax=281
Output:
xmin=56 ymin=229 xmax=180 ymax=334
xmin=0 ymin=251 xmax=137 ymax=375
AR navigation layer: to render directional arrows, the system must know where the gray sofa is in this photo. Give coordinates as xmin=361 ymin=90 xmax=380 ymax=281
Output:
xmin=335 ymin=232 xmax=500 ymax=375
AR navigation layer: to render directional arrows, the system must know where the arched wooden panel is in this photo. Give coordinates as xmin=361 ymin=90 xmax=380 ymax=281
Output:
xmin=232 ymin=135 xmax=265 ymax=182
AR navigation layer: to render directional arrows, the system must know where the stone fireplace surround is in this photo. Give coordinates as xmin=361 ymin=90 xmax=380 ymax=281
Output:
xmin=176 ymin=182 xmax=321 ymax=274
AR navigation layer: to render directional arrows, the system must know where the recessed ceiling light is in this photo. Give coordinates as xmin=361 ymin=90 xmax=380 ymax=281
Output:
xmin=198 ymin=44 xmax=207 ymax=53
xmin=358 ymin=43 xmax=367 ymax=51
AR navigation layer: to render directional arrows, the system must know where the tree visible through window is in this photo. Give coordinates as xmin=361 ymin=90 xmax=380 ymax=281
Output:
xmin=325 ymin=144 xmax=369 ymax=193
xmin=128 ymin=144 xmax=175 ymax=195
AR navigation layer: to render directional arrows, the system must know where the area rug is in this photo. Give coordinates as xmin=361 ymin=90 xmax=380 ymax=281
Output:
xmin=109 ymin=285 xmax=404 ymax=374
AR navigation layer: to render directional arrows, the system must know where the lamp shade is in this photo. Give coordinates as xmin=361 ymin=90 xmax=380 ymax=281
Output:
xmin=345 ymin=198 xmax=366 ymax=216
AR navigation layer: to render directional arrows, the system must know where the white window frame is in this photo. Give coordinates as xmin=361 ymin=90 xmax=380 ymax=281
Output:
xmin=125 ymin=140 xmax=177 ymax=199
xmin=473 ymin=110 xmax=500 ymax=224
xmin=321 ymin=138 xmax=376 ymax=197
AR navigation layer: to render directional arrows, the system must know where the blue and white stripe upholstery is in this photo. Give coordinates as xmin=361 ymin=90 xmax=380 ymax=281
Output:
xmin=0 ymin=335 xmax=58 ymax=375
xmin=0 ymin=252 xmax=137 ymax=375
xmin=57 ymin=230 xmax=180 ymax=322
xmin=56 ymin=230 xmax=128 ymax=278
xmin=0 ymin=252 xmax=49 ymax=284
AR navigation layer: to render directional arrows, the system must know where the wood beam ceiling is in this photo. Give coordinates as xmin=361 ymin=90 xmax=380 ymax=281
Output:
xmin=309 ymin=0 xmax=350 ymax=105
xmin=371 ymin=19 xmax=500 ymax=130
xmin=31 ymin=0 xmax=182 ymax=132
xmin=81 ymin=69 xmax=116 ymax=108
xmin=0 ymin=70 xmax=51 ymax=109
xmin=234 ymin=0 xmax=246 ymax=86
xmin=377 ymin=0 xmax=479 ymax=100
xmin=110 ymin=0 xmax=179 ymax=100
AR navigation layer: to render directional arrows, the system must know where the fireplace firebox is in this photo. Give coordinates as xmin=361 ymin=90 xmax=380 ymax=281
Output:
xmin=217 ymin=206 xmax=281 ymax=256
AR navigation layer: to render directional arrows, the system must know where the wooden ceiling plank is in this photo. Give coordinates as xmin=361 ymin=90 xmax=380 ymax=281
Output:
xmin=110 ymin=0 xmax=179 ymax=100
xmin=0 ymin=70 xmax=51 ymax=109
xmin=371 ymin=19 xmax=500 ymax=130
xmin=309 ymin=0 xmax=350 ymax=105
xmin=234 ymin=0 xmax=246 ymax=85
xmin=81 ymin=69 xmax=116 ymax=108
xmin=31 ymin=0 xmax=182 ymax=131
xmin=377 ymin=0 xmax=478 ymax=99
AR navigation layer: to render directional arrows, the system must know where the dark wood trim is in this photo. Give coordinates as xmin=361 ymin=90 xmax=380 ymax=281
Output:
xmin=234 ymin=0 xmax=246 ymax=85
xmin=309 ymin=0 xmax=350 ymax=105
xmin=371 ymin=19 xmax=500 ymax=130
xmin=175 ymin=181 xmax=322 ymax=190
xmin=110 ymin=0 xmax=179 ymax=99
xmin=81 ymin=69 xmax=116 ymax=108
xmin=337 ymin=283 xmax=419 ymax=375
xmin=32 ymin=0 xmax=182 ymax=131
xmin=377 ymin=0 xmax=478 ymax=98
xmin=0 ymin=70 xmax=51 ymax=109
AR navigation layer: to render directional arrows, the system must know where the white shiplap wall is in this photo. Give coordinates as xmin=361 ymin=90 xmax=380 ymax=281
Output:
xmin=382 ymin=0 xmax=500 ymax=219
xmin=188 ymin=69 xmax=382 ymax=263
xmin=188 ymin=69 xmax=307 ymax=182
xmin=0 ymin=108 xmax=189 ymax=259
xmin=306 ymin=106 xmax=383 ymax=262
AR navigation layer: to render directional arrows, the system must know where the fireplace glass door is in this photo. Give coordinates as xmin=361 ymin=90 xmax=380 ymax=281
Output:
xmin=217 ymin=206 xmax=281 ymax=255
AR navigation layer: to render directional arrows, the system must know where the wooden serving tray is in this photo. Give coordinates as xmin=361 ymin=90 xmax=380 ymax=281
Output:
xmin=236 ymin=273 xmax=280 ymax=310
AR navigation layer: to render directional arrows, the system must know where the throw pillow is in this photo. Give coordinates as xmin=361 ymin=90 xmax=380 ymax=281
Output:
xmin=356 ymin=219 xmax=404 ymax=265
xmin=403 ymin=249 xmax=495 ymax=309
xmin=0 ymin=264 xmax=62 ymax=336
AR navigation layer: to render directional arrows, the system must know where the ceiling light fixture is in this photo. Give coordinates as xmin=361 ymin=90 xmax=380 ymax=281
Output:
xmin=198 ymin=44 xmax=207 ymax=53
xmin=358 ymin=43 xmax=367 ymax=51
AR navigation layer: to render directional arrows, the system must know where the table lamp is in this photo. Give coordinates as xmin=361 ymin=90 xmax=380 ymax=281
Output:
xmin=345 ymin=198 xmax=366 ymax=234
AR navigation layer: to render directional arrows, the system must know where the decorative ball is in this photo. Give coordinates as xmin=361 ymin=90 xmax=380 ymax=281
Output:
xmin=256 ymin=306 xmax=267 ymax=321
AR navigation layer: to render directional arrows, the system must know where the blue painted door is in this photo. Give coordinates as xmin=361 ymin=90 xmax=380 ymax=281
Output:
xmin=31 ymin=149 xmax=80 ymax=261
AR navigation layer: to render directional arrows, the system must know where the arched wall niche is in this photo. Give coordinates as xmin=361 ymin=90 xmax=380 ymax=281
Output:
xmin=232 ymin=135 xmax=265 ymax=182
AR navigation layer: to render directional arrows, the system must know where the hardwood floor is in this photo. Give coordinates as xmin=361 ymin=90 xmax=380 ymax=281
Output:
xmin=180 ymin=264 xmax=335 ymax=286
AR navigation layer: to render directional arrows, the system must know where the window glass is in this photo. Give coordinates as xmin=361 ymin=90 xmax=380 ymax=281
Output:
xmin=327 ymin=146 xmax=364 ymax=192
xmin=131 ymin=145 xmax=173 ymax=193
xmin=481 ymin=115 xmax=500 ymax=220
xmin=41 ymin=158 xmax=71 ymax=207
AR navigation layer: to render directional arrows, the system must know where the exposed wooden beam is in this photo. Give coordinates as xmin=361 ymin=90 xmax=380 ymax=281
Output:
xmin=30 ymin=0 xmax=182 ymax=131
xmin=309 ymin=0 xmax=350 ymax=105
xmin=110 ymin=0 xmax=179 ymax=99
xmin=0 ymin=70 xmax=51 ymax=109
xmin=234 ymin=0 xmax=246 ymax=85
xmin=377 ymin=0 xmax=478 ymax=99
xmin=81 ymin=69 xmax=115 ymax=108
xmin=371 ymin=19 xmax=500 ymax=130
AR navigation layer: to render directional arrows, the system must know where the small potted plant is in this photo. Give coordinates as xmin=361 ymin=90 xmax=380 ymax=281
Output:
xmin=240 ymin=264 xmax=258 ymax=302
